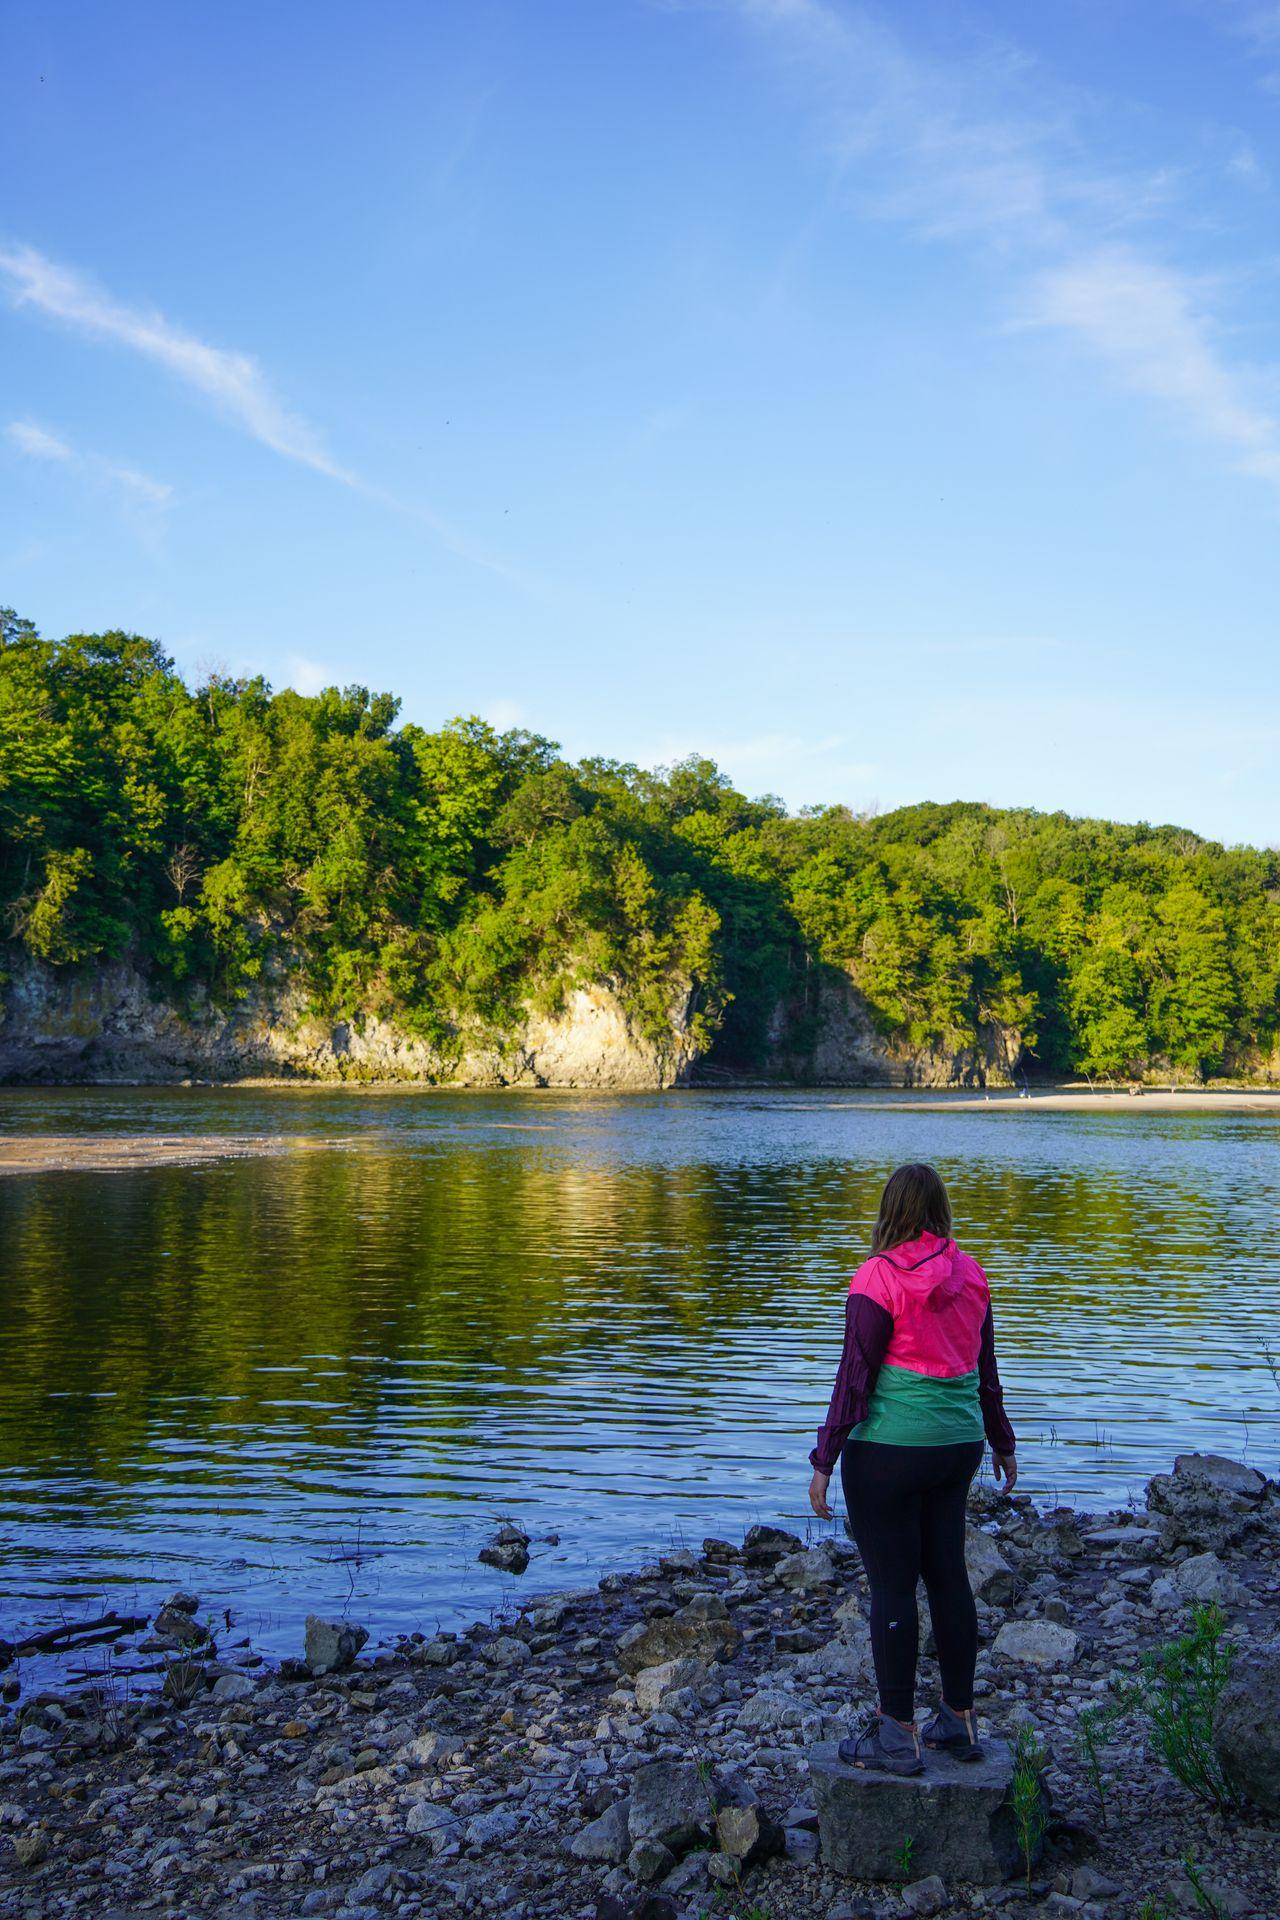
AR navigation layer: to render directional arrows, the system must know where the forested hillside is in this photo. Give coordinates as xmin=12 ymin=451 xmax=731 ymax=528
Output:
xmin=2 ymin=609 xmax=1278 ymax=1082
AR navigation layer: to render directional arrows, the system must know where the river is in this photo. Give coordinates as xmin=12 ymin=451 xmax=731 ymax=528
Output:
xmin=1 ymin=1087 xmax=1276 ymax=1673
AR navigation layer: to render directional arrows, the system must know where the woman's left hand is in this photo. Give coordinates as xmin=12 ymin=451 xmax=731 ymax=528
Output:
xmin=808 ymin=1469 xmax=832 ymax=1520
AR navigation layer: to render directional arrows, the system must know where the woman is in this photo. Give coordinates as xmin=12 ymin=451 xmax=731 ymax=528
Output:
xmin=808 ymin=1162 xmax=1017 ymax=1775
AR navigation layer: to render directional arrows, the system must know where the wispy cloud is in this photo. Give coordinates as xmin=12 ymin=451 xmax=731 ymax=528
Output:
xmin=1023 ymin=250 xmax=1280 ymax=487
xmin=0 ymin=243 xmax=350 ymax=482
xmin=720 ymin=0 xmax=1280 ymax=498
xmin=0 ymin=240 xmax=538 ymax=587
xmin=7 ymin=417 xmax=172 ymax=509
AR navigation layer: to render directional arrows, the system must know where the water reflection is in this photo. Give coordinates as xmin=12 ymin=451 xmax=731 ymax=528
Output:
xmin=0 ymin=1090 xmax=1276 ymax=1666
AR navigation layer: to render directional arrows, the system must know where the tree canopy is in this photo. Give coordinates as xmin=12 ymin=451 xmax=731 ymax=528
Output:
xmin=2 ymin=611 xmax=1277 ymax=1081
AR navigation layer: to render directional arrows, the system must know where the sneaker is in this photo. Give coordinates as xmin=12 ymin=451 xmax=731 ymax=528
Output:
xmin=921 ymin=1701 xmax=983 ymax=1761
xmin=837 ymin=1711 xmax=924 ymax=1775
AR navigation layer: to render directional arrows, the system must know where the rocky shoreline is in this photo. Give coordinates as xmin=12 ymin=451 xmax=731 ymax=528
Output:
xmin=1 ymin=1455 xmax=1277 ymax=1920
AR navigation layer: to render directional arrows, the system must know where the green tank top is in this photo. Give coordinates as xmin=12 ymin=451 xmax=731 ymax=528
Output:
xmin=851 ymin=1361 xmax=985 ymax=1447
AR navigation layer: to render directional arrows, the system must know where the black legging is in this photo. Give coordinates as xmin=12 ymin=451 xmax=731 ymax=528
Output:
xmin=840 ymin=1438 xmax=985 ymax=1722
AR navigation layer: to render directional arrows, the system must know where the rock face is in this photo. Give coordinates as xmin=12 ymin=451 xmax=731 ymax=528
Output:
xmin=759 ymin=963 xmax=1023 ymax=1089
xmin=0 ymin=956 xmax=699 ymax=1089
xmin=0 ymin=950 xmax=1029 ymax=1089
xmin=1213 ymin=1643 xmax=1280 ymax=1816
xmin=809 ymin=1737 xmax=1034 ymax=1883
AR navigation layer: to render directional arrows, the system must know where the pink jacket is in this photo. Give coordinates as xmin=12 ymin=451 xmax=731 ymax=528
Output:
xmin=851 ymin=1230 xmax=991 ymax=1380
xmin=810 ymin=1230 xmax=1016 ymax=1473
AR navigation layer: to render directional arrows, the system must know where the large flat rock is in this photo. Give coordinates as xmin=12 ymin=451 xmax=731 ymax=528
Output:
xmin=809 ymin=1736 xmax=1035 ymax=1884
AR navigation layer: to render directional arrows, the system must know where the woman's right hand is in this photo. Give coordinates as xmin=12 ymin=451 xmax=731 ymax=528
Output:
xmin=808 ymin=1469 xmax=833 ymax=1520
xmin=992 ymin=1450 xmax=1018 ymax=1493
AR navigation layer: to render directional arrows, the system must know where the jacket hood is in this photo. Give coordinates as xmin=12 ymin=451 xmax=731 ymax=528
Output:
xmin=876 ymin=1230 xmax=964 ymax=1311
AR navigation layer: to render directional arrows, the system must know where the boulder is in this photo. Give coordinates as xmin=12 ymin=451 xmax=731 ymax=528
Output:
xmin=634 ymin=1657 xmax=710 ymax=1713
xmin=570 ymin=1798 xmax=632 ymax=1862
xmin=965 ymin=1526 xmax=1017 ymax=1604
xmin=777 ymin=1544 xmax=840 ymax=1592
xmin=1213 ymin=1643 xmax=1280 ymax=1816
xmin=616 ymin=1595 xmax=739 ymax=1674
xmin=992 ymin=1620 xmax=1078 ymax=1668
xmin=1172 ymin=1552 xmax=1245 ymax=1607
xmin=395 ymin=1729 xmax=465 ymax=1767
xmin=902 ymin=1876 xmax=949 ymax=1916
xmin=404 ymin=1800 xmax=457 ymax=1853
xmin=742 ymin=1523 xmax=804 ymax=1566
xmin=628 ymin=1760 xmax=713 ymax=1854
xmin=809 ymin=1736 xmax=1036 ymax=1883
xmin=304 ymin=1615 xmax=369 ymax=1676
xmin=210 ymin=1672 xmax=255 ymax=1702
xmin=479 ymin=1633 xmax=531 ymax=1668
xmin=628 ymin=1839 xmax=676 ymax=1884
xmin=1146 ymin=1455 xmax=1270 ymax=1555
xmin=738 ymin=1688 xmax=802 ymax=1731
xmin=12 ymin=1830 xmax=48 ymax=1870
xmin=479 ymin=1524 xmax=530 ymax=1575
xmin=153 ymin=1603 xmax=209 ymax=1647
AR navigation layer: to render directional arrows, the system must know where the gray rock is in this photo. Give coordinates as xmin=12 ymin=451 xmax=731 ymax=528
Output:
xmin=210 ymin=1672 xmax=256 ymax=1702
xmin=785 ymin=1825 xmax=821 ymax=1865
xmin=627 ymin=1838 xmax=677 ymax=1884
xmin=395 ymin=1730 xmax=465 ymax=1767
xmin=715 ymin=1801 xmax=784 ymax=1864
xmin=738 ymin=1687 xmax=802 ymax=1731
xmin=404 ymin=1800 xmax=457 ymax=1852
xmin=569 ymin=1798 xmax=631 ymax=1862
xmin=809 ymin=1736 xmax=1037 ymax=1884
xmin=902 ymin=1875 xmax=949 ymax=1915
xmin=742 ymin=1523 xmax=804 ymax=1565
xmin=479 ymin=1526 xmax=530 ymax=1576
xmin=153 ymin=1603 xmax=209 ymax=1647
xmin=634 ymin=1656 xmax=710 ymax=1713
xmin=661 ymin=1850 xmax=711 ymax=1896
xmin=777 ymin=1544 xmax=840 ymax=1592
xmin=349 ymin=1864 xmax=394 ymax=1903
xmin=12 ymin=1829 xmax=48 ymax=1869
xmin=1169 ymin=1876 xmax=1249 ymax=1917
xmin=480 ymin=1634 xmax=531 ymax=1669
xmin=966 ymin=1526 xmax=1018 ymax=1604
xmin=1213 ymin=1643 xmax=1280 ymax=1816
xmin=628 ymin=1759 xmax=713 ymax=1853
xmin=1172 ymin=1553 xmax=1245 ymax=1606
xmin=616 ymin=1595 xmax=740 ymax=1674
xmin=464 ymin=1806 xmax=519 ymax=1848
xmin=1147 ymin=1454 xmax=1269 ymax=1554
xmin=304 ymin=1616 xmax=369 ymax=1676
xmin=1070 ymin=1866 xmax=1121 ymax=1901
xmin=992 ymin=1620 xmax=1078 ymax=1668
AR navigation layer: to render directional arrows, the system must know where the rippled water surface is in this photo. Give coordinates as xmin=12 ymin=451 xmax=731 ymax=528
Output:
xmin=1 ymin=1088 xmax=1277 ymax=1671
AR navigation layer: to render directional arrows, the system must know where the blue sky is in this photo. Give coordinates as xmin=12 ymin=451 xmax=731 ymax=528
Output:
xmin=3 ymin=1 xmax=1279 ymax=845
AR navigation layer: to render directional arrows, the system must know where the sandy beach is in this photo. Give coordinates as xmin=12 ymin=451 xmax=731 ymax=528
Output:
xmin=872 ymin=1087 xmax=1280 ymax=1114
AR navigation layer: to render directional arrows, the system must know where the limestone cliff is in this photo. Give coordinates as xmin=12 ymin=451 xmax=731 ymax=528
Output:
xmin=0 ymin=958 xmax=698 ymax=1089
xmin=751 ymin=964 xmax=1023 ymax=1088
xmin=0 ymin=954 xmax=1023 ymax=1090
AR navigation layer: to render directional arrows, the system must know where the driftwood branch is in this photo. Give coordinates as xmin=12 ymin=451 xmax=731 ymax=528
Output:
xmin=0 ymin=1609 xmax=149 ymax=1668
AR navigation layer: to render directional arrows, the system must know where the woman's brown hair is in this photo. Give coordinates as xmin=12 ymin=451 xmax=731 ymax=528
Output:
xmin=870 ymin=1162 xmax=952 ymax=1254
